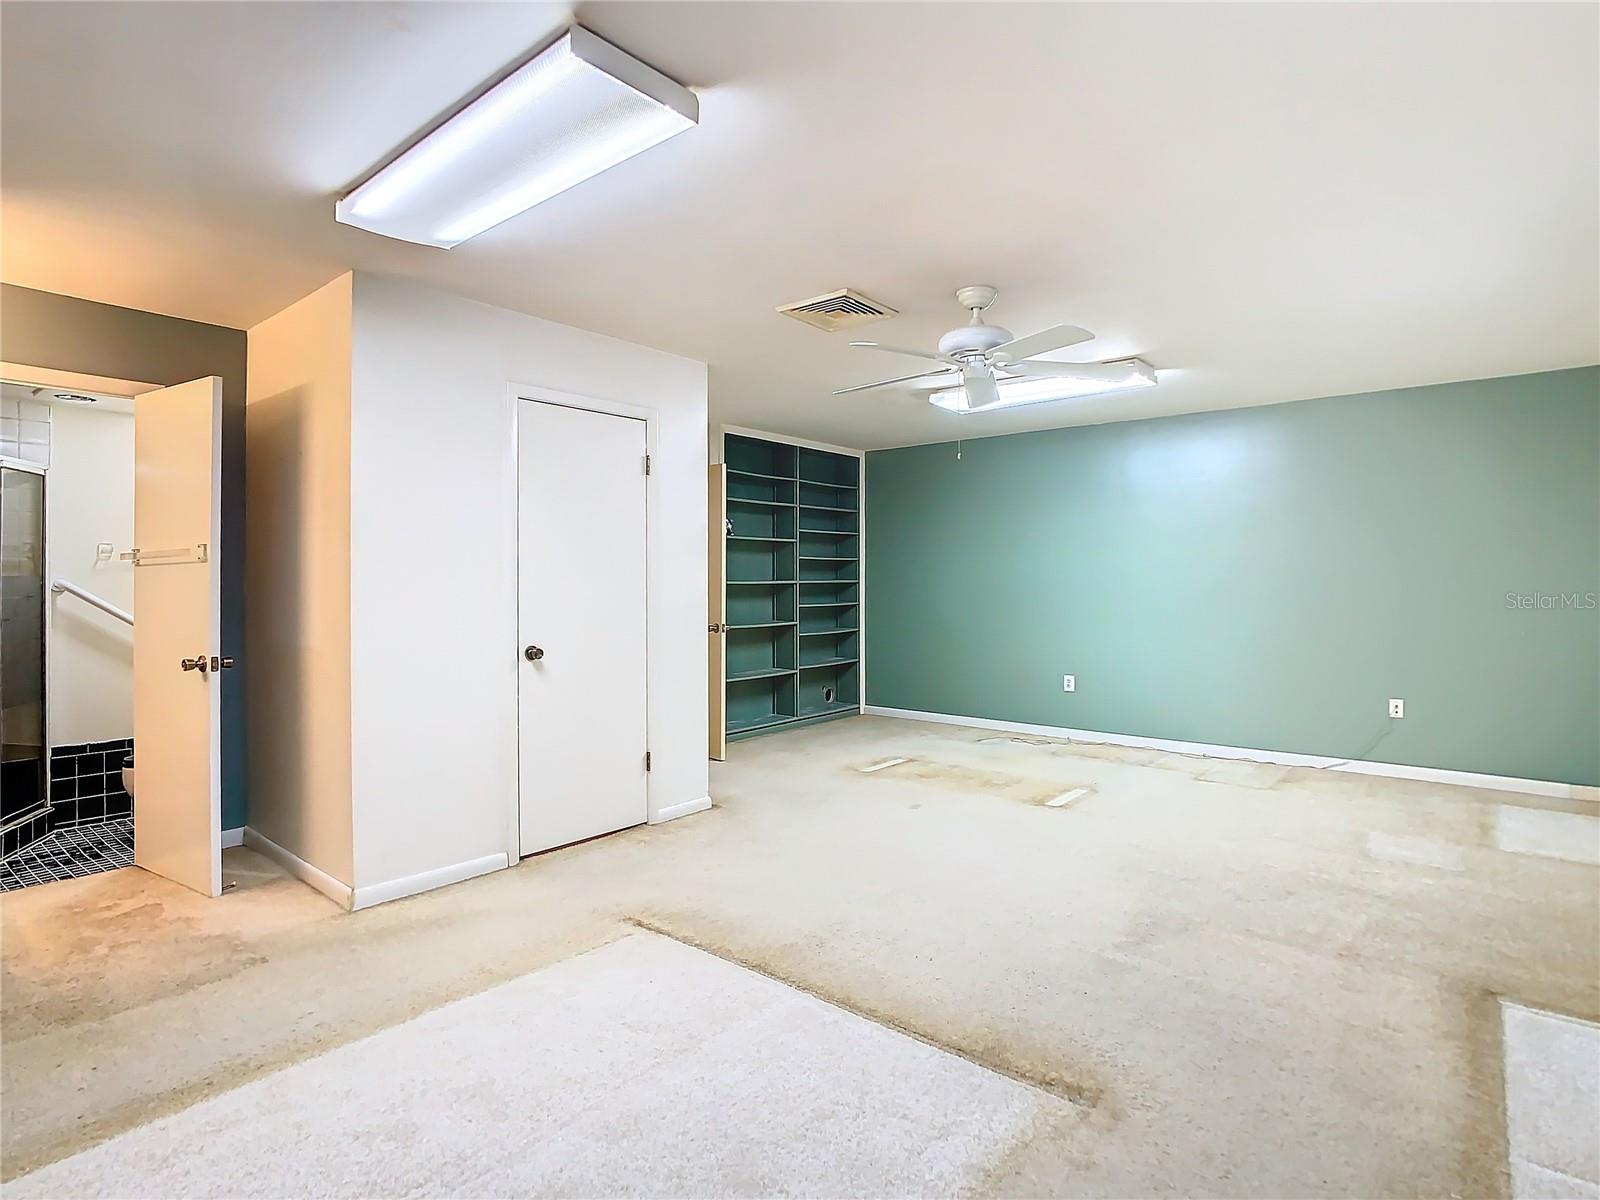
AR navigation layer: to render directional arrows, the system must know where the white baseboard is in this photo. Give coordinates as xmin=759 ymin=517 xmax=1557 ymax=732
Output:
xmin=242 ymin=827 xmax=354 ymax=908
xmin=221 ymin=826 xmax=244 ymax=849
xmin=651 ymin=795 xmax=712 ymax=824
xmin=863 ymin=706 xmax=1597 ymax=801
xmin=350 ymin=852 xmax=508 ymax=912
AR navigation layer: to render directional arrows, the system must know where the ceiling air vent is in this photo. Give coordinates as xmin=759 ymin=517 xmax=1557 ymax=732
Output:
xmin=777 ymin=288 xmax=897 ymax=333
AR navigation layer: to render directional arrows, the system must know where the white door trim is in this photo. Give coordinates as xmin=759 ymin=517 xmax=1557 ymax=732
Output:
xmin=505 ymin=383 xmax=659 ymax=866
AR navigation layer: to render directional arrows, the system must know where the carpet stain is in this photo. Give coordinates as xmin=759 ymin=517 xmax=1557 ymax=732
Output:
xmin=627 ymin=915 xmax=1110 ymax=1112
xmin=858 ymin=759 xmax=1082 ymax=808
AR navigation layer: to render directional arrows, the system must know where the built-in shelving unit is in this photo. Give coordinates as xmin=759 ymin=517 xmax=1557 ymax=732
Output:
xmin=722 ymin=433 xmax=861 ymax=741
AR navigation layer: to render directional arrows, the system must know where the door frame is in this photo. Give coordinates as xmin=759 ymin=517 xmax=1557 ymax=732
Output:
xmin=3 ymin=366 xmax=156 ymax=858
xmin=504 ymin=383 xmax=659 ymax=865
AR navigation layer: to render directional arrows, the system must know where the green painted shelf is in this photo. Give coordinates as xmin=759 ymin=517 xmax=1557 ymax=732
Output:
xmin=722 ymin=433 xmax=861 ymax=742
xmin=727 ymin=712 xmax=800 ymax=735
xmin=800 ymin=699 xmax=858 ymax=719
xmin=728 ymin=667 xmax=799 ymax=682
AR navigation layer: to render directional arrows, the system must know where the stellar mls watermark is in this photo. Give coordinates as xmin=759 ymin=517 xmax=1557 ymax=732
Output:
xmin=1505 ymin=591 xmax=1598 ymax=610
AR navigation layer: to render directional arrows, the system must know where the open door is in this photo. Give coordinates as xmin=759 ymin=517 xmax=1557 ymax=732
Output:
xmin=707 ymin=463 xmax=726 ymax=761
xmin=132 ymin=377 xmax=223 ymax=896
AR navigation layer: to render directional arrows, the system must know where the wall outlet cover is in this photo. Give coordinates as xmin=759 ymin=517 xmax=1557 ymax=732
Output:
xmin=1063 ymin=674 xmax=1076 ymax=693
xmin=1389 ymin=698 xmax=1405 ymax=719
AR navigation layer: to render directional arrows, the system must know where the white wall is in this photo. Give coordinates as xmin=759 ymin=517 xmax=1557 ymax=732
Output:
xmin=45 ymin=401 xmax=133 ymax=746
xmin=347 ymin=274 xmax=709 ymax=894
xmin=245 ymin=274 xmax=354 ymax=886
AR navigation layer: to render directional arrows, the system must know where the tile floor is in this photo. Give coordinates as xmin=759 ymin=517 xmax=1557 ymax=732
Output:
xmin=0 ymin=818 xmax=134 ymax=893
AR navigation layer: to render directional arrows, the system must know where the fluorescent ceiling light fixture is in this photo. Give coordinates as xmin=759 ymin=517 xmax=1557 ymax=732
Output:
xmin=928 ymin=360 xmax=1157 ymax=415
xmin=336 ymin=25 xmax=697 ymax=248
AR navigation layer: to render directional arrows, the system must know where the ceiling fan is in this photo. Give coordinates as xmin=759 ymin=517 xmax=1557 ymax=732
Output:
xmin=833 ymin=286 xmax=1154 ymax=413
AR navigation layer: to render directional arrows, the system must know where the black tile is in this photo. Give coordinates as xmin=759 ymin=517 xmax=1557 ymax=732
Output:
xmin=53 ymin=743 xmax=87 ymax=757
xmin=76 ymin=753 xmax=106 ymax=778
xmin=51 ymin=799 xmax=78 ymax=826
xmin=2 ymin=829 xmax=15 ymax=859
xmin=104 ymin=795 xmax=132 ymax=818
xmin=50 ymin=775 xmax=77 ymax=802
xmin=76 ymin=795 xmax=105 ymax=823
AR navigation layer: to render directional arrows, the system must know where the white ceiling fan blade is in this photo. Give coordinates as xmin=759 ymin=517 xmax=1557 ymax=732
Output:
xmin=832 ymin=368 xmax=958 ymax=396
xmin=991 ymin=324 xmax=1094 ymax=363
xmin=849 ymin=340 xmax=952 ymax=366
xmin=961 ymin=361 xmax=999 ymax=410
xmin=1004 ymin=359 xmax=1154 ymax=385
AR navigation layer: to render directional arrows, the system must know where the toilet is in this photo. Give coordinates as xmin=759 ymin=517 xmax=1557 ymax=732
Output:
xmin=121 ymin=752 xmax=135 ymax=800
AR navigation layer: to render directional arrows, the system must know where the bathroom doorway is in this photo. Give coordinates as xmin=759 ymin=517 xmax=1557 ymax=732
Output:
xmin=1 ymin=372 xmax=225 ymax=895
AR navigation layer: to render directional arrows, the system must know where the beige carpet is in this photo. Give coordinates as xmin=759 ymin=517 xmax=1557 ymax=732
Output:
xmin=4 ymin=716 xmax=1597 ymax=1196
xmin=6 ymin=930 xmax=1070 ymax=1197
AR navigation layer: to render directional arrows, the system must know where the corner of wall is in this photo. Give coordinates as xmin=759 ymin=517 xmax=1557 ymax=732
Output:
xmin=243 ymin=273 xmax=356 ymax=886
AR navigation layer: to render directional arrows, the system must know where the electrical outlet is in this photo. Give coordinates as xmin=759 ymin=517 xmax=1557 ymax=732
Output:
xmin=1062 ymin=674 xmax=1076 ymax=693
xmin=1388 ymin=698 xmax=1404 ymax=719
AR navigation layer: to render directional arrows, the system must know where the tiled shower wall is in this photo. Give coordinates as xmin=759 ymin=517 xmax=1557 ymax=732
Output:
xmin=49 ymin=738 xmax=134 ymax=829
xmin=0 ymin=392 xmax=50 ymax=463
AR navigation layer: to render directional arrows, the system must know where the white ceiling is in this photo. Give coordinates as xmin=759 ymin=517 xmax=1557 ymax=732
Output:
xmin=2 ymin=2 xmax=1595 ymax=449
xmin=2 ymin=380 xmax=135 ymax=415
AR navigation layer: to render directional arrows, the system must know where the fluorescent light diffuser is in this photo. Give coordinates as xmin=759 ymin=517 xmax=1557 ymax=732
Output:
xmin=928 ymin=360 xmax=1157 ymax=414
xmin=336 ymin=26 xmax=697 ymax=248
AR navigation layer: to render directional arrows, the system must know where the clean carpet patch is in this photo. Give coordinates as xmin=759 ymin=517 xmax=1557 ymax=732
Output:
xmin=7 ymin=930 xmax=1063 ymax=1198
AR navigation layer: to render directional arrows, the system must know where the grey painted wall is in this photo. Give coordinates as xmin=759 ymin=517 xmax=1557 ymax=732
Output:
xmin=865 ymin=368 xmax=1600 ymax=786
xmin=1 ymin=283 xmax=249 ymax=827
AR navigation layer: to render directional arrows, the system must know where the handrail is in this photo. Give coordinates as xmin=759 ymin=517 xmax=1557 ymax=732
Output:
xmin=51 ymin=578 xmax=133 ymax=626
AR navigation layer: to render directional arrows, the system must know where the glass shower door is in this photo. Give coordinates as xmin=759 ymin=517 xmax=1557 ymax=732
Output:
xmin=1 ymin=465 xmax=48 ymax=846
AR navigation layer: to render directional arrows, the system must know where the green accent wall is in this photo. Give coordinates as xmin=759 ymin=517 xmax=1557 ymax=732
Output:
xmin=865 ymin=368 xmax=1600 ymax=786
xmin=1 ymin=283 xmax=250 ymax=828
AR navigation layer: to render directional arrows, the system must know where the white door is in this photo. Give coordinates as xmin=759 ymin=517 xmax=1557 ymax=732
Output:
xmin=133 ymin=377 xmax=223 ymax=896
xmin=518 ymin=400 xmax=648 ymax=855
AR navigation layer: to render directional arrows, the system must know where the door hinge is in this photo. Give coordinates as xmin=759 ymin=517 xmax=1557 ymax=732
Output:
xmin=645 ymin=751 xmax=652 ymax=772
xmin=644 ymin=453 xmax=652 ymax=476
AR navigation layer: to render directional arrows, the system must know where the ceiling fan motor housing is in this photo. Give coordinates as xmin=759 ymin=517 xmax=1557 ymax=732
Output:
xmin=938 ymin=323 xmax=1013 ymax=358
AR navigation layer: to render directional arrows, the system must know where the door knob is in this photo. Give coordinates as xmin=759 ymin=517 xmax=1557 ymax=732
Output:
xmin=524 ymin=645 xmax=545 ymax=662
xmin=180 ymin=656 xmax=208 ymax=674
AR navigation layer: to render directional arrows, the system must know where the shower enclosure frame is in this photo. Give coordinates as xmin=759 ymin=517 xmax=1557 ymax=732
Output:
xmin=0 ymin=456 xmax=51 ymax=853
